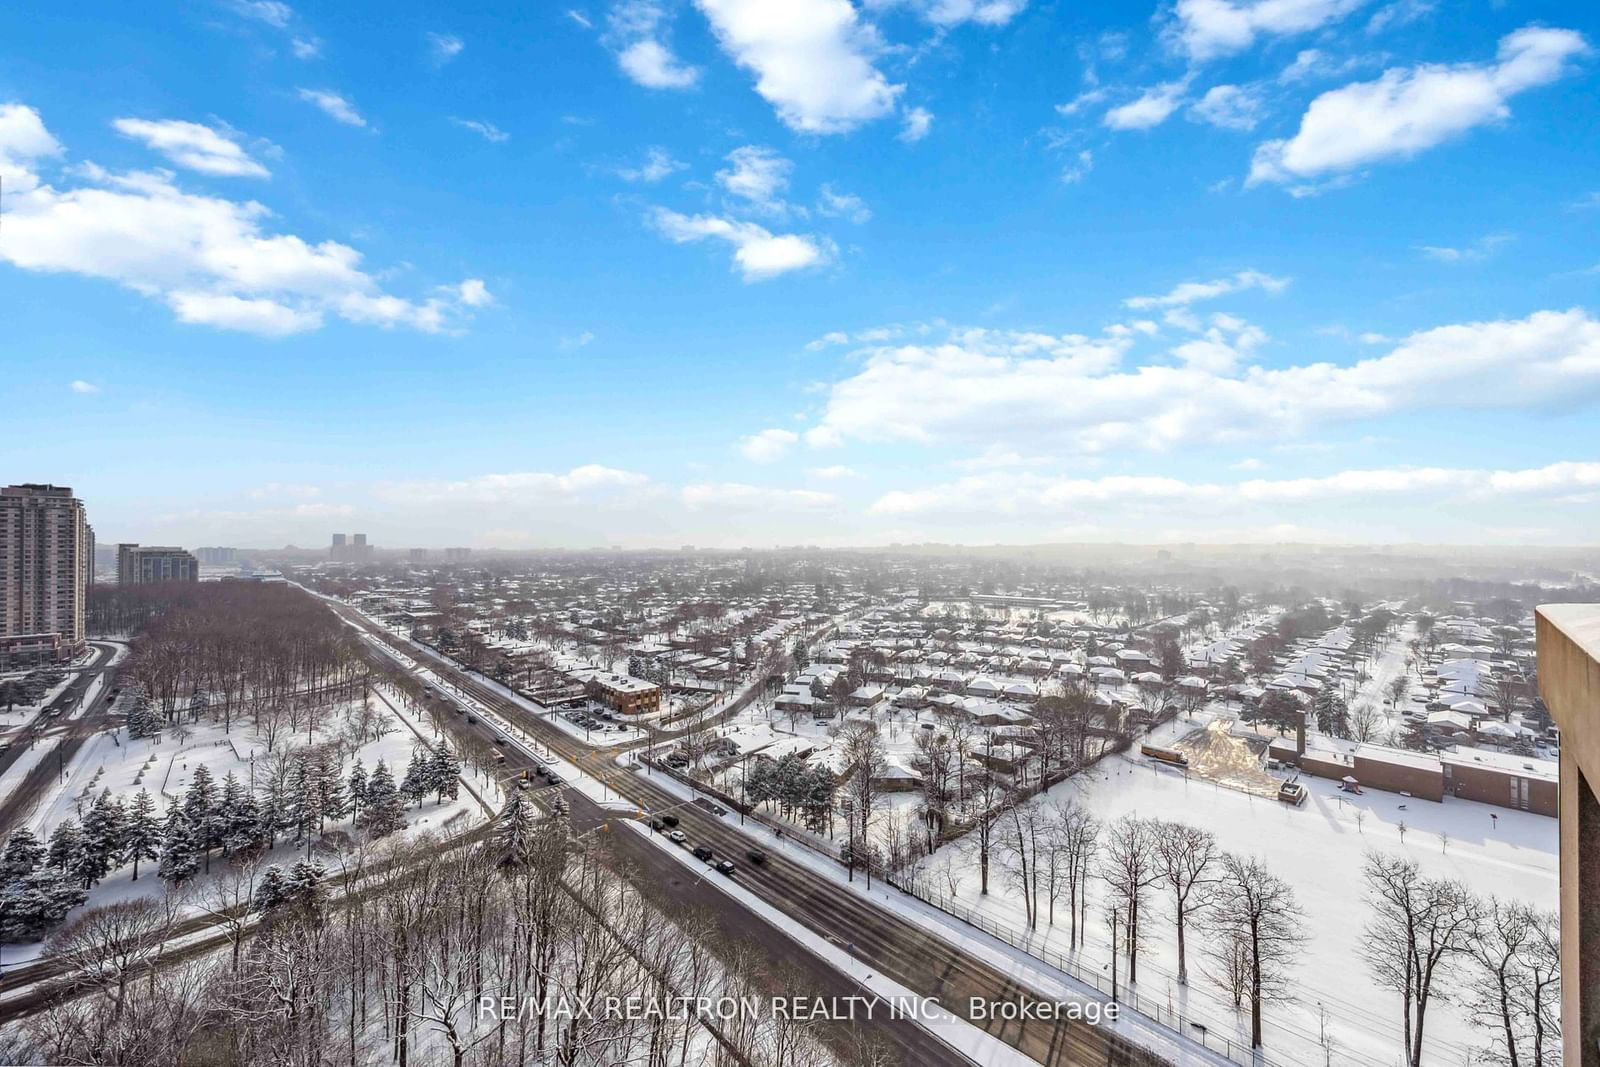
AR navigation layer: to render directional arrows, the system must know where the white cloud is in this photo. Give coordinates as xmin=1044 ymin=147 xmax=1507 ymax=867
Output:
xmin=899 ymin=106 xmax=934 ymax=142
xmin=817 ymin=184 xmax=871 ymax=223
xmin=716 ymin=146 xmax=792 ymax=211
xmin=681 ymin=483 xmax=839 ymax=511
xmin=1366 ymin=0 xmax=1433 ymax=35
xmin=230 ymin=0 xmax=293 ymax=28
xmin=1125 ymin=269 xmax=1288 ymax=309
xmin=1188 ymin=84 xmax=1264 ymax=130
xmin=291 ymin=37 xmax=322 ymax=59
xmin=870 ymin=461 xmax=1600 ymax=517
xmin=567 ymin=9 xmax=594 ymax=29
xmin=112 ymin=118 xmax=269 ymax=178
xmin=560 ymin=330 xmax=597 ymax=349
xmin=1250 ymin=27 xmax=1588 ymax=185
xmin=1056 ymin=88 xmax=1109 ymax=117
xmin=694 ymin=0 xmax=902 ymax=134
xmin=867 ymin=0 xmax=1028 ymax=26
xmin=68 ymin=379 xmax=100 ymax=394
xmin=739 ymin=427 xmax=800 ymax=462
xmin=1104 ymin=79 xmax=1190 ymax=130
xmin=297 ymin=89 xmax=367 ymax=127
xmin=804 ymin=309 xmax=1600 ymax=456
xmin=0 ymin=102 xmax=64 ymax=194
xmin=649 ymin=208 xmax=831 ymax=281
xmin=428 ymin=32 xmax=465 ymax=64
xmin=451 ymin=117 xmax=510 ymax=143
xmin=1416 ymin=233 xmax=1511 ymax=263
xmin=809 ymin=464 xmax=860 ymax=479
xmin=456 ymin=279 xmax=493 ymax=307
xmin=0 ymin=104 xmax=486 ymax=337
xmin=616 ymin=147 xmax=685 ymax=182
xmin=608 ymin=2 xmax=700 ymax=89
xmin=381 ymin=465 xmax=650 ymax=505
xmin=619 ymin=39 xmax=701 ymax=88
xmin=1060 ymin=149 xmax=1093 ymax=184
xmin=1167 ymin=0 xmax=1368 ymax=62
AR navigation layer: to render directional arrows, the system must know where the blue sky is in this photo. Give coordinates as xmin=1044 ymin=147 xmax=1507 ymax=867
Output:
xmin=2 ymin=0 xmax=1597 ymax=549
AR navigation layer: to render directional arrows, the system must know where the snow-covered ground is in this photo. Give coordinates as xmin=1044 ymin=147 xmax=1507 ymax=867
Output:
xmin=624 ymin=764 xmax=1229 ymax=1067
xmin=0 ymin=687 xmax=494 ymax=965
xmin=915 ymin=746 xmax=1557 ymax=1067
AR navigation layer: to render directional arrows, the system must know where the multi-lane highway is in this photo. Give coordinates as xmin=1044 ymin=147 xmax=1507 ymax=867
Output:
xmin=331 ymin=599 xmax=1173 ymax=1067
xmin=0 ymin=642 xmax=123 ymax=838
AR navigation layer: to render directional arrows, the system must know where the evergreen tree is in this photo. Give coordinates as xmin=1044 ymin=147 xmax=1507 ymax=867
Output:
xmin=45 ymin=820 xmax=85 ymax=877
xmin=157 ymin=806 xmax=200 ymax=885
xmin=251 ymin=864 xmax=288 ymax=913
xmin=284 ymin=860 xmax=326 ymax=913
xmin=225 ymin=787 xmax=263 ymax=854
xmin=0 ymin=828 xmax=45 ymax=882
xmin=359 ymin=760 xmax=405 ymax=838
xmin=122 ymin=789 xmax=162 ymax=881
xmin=346 ymin=759 xmax=368 ymax=826
xmin=0 ymin=866 xmax=86 ymax=940
xmin=494 ymin=790 xmax=544 ymax=867
xmin=78 ymin=790 xmax=126 ymax=888
xmin=429 ymin=744 xmax=461 ymax=802
xmin=125 ymin=693 xmax=162 ymax=739
xmin=312 ymin=749 xmax=346 ymax=833
xmin=281 ymin=752 xmax=315 ymax=844
xmin=400 ymin=750 xmax=429 ymax=808
xmin=183 ymin=765 xmax=219 ymax=871
xmin=216 ymin=772 xmax=246 ymax=855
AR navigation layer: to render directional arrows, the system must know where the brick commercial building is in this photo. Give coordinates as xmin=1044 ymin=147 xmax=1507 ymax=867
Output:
xmin=584 ymin=672 xmax=662 ymax=716
xmin=1536 ymin=604 xmax=1600 ymax=1066
xmin=0 ymin=484 xmax=92 ymax=666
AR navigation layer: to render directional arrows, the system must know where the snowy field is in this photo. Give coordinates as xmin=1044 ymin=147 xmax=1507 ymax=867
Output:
xmin=0 ymin=686 xmax=496 ymax=965
xmin=917 ymin=748 xmax=1557 ymax=1067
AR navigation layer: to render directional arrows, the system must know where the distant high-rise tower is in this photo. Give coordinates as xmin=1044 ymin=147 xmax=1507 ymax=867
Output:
xmin=0 ymin=484 xmax=91 ymax=666
xmin=332 ymin=533 xmax=346 ymax=547
xmin=117 ymin=544 xmax=199 ymax=585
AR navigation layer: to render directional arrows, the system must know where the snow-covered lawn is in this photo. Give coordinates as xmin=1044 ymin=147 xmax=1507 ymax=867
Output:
xmin=918 ymin=750 xmax=1557 ymax=1067
xmin=0 ymin=688 xmax=495 ymax=966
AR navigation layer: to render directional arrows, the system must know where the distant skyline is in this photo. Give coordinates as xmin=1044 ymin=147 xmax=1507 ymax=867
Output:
xmin=3 ymin=0 xmax=1599 ymax=548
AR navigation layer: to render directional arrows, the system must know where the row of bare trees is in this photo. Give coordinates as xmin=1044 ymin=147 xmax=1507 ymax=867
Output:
xmin=99 ymin=583 xmax=368 ymax=744
xmin=13 ymin=817 xmax=857 ymax=1067
xmin=1363 ymin=852 xmax=1559 ymax=1067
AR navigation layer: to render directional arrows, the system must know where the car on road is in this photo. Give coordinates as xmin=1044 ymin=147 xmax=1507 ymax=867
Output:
xmin=493 ymin=734 xmax=506 ymax=745
xmin=691 ymin=846 xmax=713 ymax=862
xmin=648 ymin=818 xmax=664 ymax=831
xmin=661 ymin=814 xmax=679 ymax=828
xmin=745 ymin=849 xmax=766 ymax=865
xmin=667 ymin=830 xmax=687 ymax=844
xmin=545 ymin=773 xmax=563 ymax=784
xmin=465 ymin=714 xmax=477 ymax=724
xmin=715 ymin=860 xmax=736 ymax=876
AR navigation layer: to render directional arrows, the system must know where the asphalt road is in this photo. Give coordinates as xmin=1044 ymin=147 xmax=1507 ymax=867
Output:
xmin=0 ymin=643 xmax=123 ymax=839
xmin=338 ymin=604 xmax=1168 ymax=1067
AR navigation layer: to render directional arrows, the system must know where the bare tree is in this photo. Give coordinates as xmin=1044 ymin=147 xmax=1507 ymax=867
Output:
xmin=1465 ymin=897 xmax=1560 ymax=1067
xmin=838 ymin=719 xmax=887 ymax=888
xmin=1361 ymin=850 xmax=1481 ymax=1067
xmin=1206 ymin=852 xmax=1305 ymax=1049
xmin=1099 ymin=815 xmax=1160 ymax=985
xmin=1153 ymin=820 xmax=1220 ymax=985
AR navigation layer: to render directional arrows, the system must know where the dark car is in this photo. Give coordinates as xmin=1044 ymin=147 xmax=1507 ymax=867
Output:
xmin=745 ymin=849 xmax=767 ymax=865
xmin=648 ymin=818 xmax=664 ymax=831
xmin=715 ymin=860 xmax=736 ymax=876
xmin=465 ymin=714 xmax=477 ymax=724
xmin=661 ymin=814 xmax=680 ymax=828
xmin=692 ymin=846 xmax=713 ymax=862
